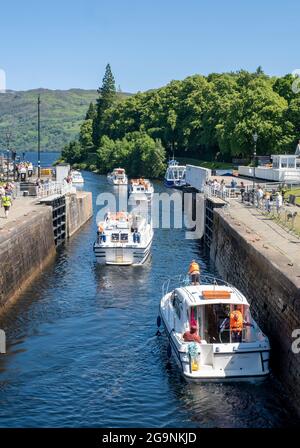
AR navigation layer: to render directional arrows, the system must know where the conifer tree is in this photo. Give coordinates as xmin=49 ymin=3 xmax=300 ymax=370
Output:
xmin=92 ymin=64 xmax=116 ymax=146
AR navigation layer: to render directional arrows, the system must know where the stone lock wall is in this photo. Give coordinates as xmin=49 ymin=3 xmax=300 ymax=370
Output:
xmin=0 ymin=207 xmax=56 ymax=312
xmin=210 ymin=209 xmax=300 ymax=414
xmin=0 ymin=191 xmax=93 ymax=314
xmin=66 ymin=191 xmax=93 ymax=238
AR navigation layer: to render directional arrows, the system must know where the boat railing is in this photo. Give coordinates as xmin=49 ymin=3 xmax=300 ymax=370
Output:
xmin=203 ymin=185 xmax=232 ymax=200
xmin=161 ymin=273 xmax=246 ymax=302
xmin=37 ymin=181 xmax=75 ymax=198
xmin=218 ymin=325 xmax=263 ymax=344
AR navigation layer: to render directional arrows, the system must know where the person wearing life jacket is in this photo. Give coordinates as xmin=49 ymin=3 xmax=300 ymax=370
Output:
xmin=188 ymin=260 xmax=200 ymax=285
xmin=97 ymin=222 xmax=106 ymax=242
xmin=230 ymin=305 xmax=244 ymax=342
xmin=1 ymin=194 xmax=12 ymax=219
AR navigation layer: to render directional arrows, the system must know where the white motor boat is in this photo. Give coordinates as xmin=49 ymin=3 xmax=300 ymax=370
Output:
xmin=164 ymin=159 xmax=186 ymax=188
xmin=128 ymin=178 xmax=154 ymax=201
xmin=107 ymin=168 xmax=128 ymax=186
xmin=93 ymin=211 xmax=153 ymax=265
xmin=71 ymin=170 xmax=84 ymax=184
xmin=158 ymin=274 xmax=270 ymax=381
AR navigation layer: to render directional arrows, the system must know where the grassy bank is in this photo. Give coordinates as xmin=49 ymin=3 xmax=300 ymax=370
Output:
xmin=284 ymin=188 xmax=300 ymax=206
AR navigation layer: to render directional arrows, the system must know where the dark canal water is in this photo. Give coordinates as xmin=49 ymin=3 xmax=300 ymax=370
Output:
xmin=0 ymin=167 xmax=298 ymax=427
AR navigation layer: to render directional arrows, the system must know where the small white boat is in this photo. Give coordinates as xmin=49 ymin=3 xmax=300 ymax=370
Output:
xmin=107 ymin=168 xmax=128 ymax=185
xmin=93 ymin=211 xmax=153 ymax=265
xmin=158 ymin=274 xmax=270 ymax=381
xmin=128 ymin=178 xmax=154 ymax=201
xmin=164 ymin=159 xmax=186 ymax=188
xmin=71 ymin=170 xmax=84 ymax=184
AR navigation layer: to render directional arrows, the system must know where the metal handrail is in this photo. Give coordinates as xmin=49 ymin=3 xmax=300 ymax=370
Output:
xmin=161 ymin=273 xmax=246 ymax=303
xmin=37 ymin=181 xmax=75 ymax=198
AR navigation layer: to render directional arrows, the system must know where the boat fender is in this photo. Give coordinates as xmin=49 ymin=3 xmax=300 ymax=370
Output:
xmin=167 ymin=344 xmax=172 ymax=358
xmin=156 ymin=316 xmax=162 ymax=336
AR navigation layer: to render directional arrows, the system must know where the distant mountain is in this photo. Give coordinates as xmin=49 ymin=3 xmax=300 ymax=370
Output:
xmin=0 ymin=88 xmax=130 ymax=152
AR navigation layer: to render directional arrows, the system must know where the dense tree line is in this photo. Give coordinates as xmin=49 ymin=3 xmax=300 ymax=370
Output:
xmin=62 ymin=65 xmax=300 ymax=176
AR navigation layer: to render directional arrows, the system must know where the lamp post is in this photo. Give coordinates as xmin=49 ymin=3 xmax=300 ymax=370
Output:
xmin=37 ymin=95 xmax=41 ymax=179
xmin=11 ymin=150 xmax=16 ymax=181
xmin=5 ymin=131 xmax=12 ymax=182
xmin=252 ymin=132 xmax=258 ymax=201
xmin=6 ymin=150 xmax=9 ymax=182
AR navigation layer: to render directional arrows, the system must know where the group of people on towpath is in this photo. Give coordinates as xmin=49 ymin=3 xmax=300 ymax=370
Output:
xmin=15 ymin=162 xmax=34 ymax=181
xmin=240 ymin=183 xmax=285 ymax=213
xmin=207 ymin=177 xmax=286 ymax=214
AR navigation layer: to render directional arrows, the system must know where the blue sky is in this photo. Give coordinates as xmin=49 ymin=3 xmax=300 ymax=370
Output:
xmin=0 ymin=0 xmax=299 ymax=92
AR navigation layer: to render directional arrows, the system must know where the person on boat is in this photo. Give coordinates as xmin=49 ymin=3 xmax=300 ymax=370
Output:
xmin=230 ymin=305 xmax=253 ymax=342
xmin=183 ymin=325 xmax=201 ymax=343
xmin=230 ymin=306 xmax=243 ymax=342
xmin=97 ymin=223 xmax=106 ymax=242
xmin=219 ymin=305 xmax=252 ymax=343
xmin=188 ymin=260 xmax=200 ymax=285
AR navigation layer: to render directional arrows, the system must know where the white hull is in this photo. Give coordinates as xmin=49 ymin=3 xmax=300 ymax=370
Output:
xmin=71 ymin=171 xmax=84 ymax=184
xmin=128 ymin=192 xmax=153 ymax=202
xmin=72 ymin=179 xmax=84 ymax=184
xmin=107 ymin=177 xmax=128 ymax=186
xmin=94 ymin=236 xmax=152 ymax=265
xmin=159 ymin=287 xmax=270 ymax=382
xmin=107 ymin=169 xmax=128 ymax=186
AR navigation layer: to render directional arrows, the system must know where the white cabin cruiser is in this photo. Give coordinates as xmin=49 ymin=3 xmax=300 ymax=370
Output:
xmin=128 ymin=178 xmax=154 ymax=201
xmin=158 ymin=274 xmax=270 ymax=381
xmin=164 ymin=159 xmax=186 ymax=188
xmin=93 ymin=211 xmax=153 ymax=265
xmin=107 ymin=168 xmax=128 ymax=185
xmin=71 ymin=170 xmax=84 ymax=184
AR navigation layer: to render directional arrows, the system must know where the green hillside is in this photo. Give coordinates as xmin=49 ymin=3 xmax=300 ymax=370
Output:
xmin=0 ymin=88 xmax=129 ymax=152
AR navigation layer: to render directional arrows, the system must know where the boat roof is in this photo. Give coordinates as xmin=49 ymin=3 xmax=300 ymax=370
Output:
xmin=167 ymin=164 xmax=186 ymax=170
xmin=175 ymin=284 xmax=249 ymax=306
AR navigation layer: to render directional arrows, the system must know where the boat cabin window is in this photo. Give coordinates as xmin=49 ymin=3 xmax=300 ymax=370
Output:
xmin=281 ymin=158 xmax=287 ymax=168
xmin=171 ymin=291 xmax=182 ymax=320
xmin=199 ymin=303 xmax=250 ymax=343
xmin=111 ymin=233 xmax=119 ymax=242
xmin=120 ymin=233 xmax=128 ymax=242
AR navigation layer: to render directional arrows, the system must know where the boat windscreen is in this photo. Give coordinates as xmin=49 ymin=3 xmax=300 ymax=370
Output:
xmin=196 ymin=303 xmax=251 ymax=343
